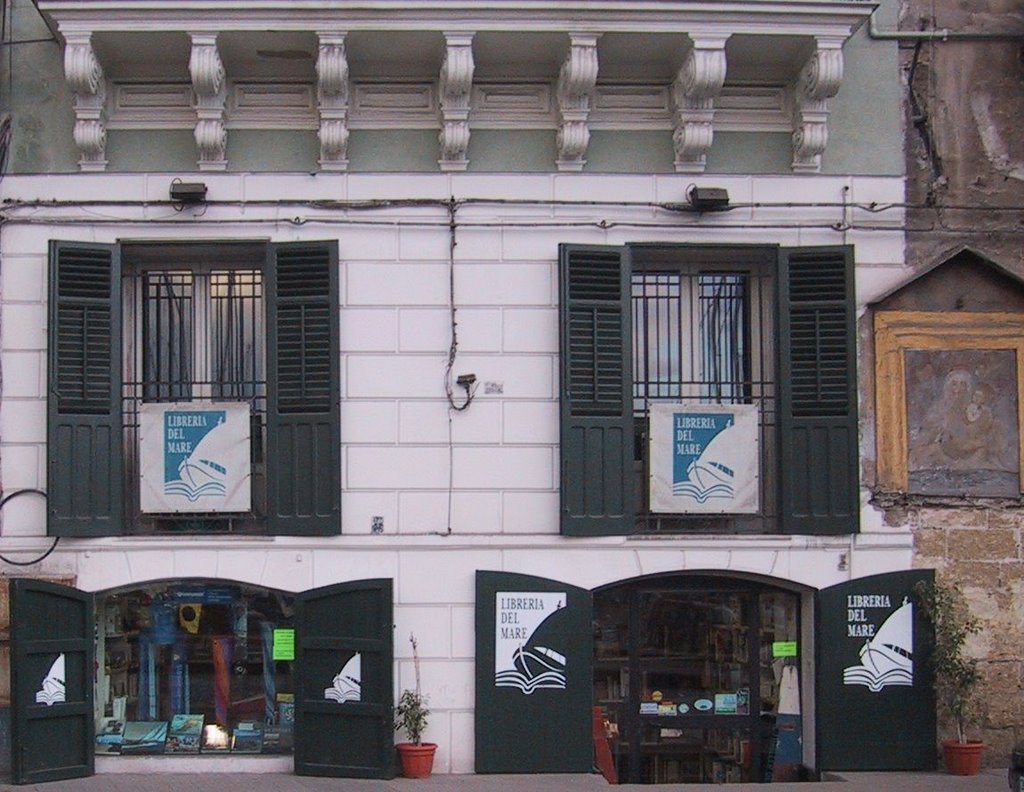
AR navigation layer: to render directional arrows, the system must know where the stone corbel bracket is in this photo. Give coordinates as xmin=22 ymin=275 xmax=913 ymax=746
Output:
xmin=189 ymin=33 xmax=228 ymax=171
xmin=671 ymin=36 xmax=728 ymax=174
xmin=556 ymin=33 xmax=600 ymax=172
xmin=791 ymin=38 xmax=844 ymax=173
xmin=317 ymin=33 xmax=350 ymax=171
xmin=64 ymin=32 xmax=107 ymax=172
xmin=438 ymin=32 xmax=475 ymax=171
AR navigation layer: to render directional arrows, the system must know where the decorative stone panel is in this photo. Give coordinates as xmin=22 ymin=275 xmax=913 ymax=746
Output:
xmin=556 ymin=34 xmax=599 ymax=172
xmin=671 ymin=36 xmax=728 ymax=173
xmin=791 ymin=37 xmax=844 ymax=173
xmin=438 ymin=33 xmax=475 ymax=171
xmin=63 ymin=32 xmax=107 ymax=172
xmin=317 ymin=33 xmax=350 ymax=171
xmin=189 ymin=33 xmax=228 ymax=171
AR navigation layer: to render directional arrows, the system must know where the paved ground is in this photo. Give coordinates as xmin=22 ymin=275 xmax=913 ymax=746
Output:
xmin=0 ymin=769 xmax=1011 ymax=791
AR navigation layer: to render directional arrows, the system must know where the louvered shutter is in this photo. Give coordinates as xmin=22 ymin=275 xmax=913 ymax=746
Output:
xmin=559 ymin=244 xmax=634 ymax=535
xmin=47 ymin=242 xmax=123 ymax=536
xmin=267 ymin=242 xmax=340 ymax=535
xmin=778 ymin=246 xmax=859 ymax=535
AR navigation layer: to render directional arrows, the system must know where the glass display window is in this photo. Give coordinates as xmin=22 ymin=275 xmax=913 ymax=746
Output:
xmin=94 ymin=581 xmax=295 ymax=755
xmin=593 ymin=577 xmax=801 ymax=784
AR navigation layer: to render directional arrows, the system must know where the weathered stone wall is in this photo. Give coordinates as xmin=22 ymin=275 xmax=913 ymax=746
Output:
xmin=898 ymin=0 xmax=1024 ymax=764
xmin=901 ymin=503 xmax=1024 ymax=759
xmin=902 ymin=0 xmax=1024 ymax=274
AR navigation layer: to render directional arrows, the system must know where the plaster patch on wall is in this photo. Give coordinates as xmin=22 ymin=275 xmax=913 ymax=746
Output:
xmin=970 ymin=92 xmax=1024 ymax=182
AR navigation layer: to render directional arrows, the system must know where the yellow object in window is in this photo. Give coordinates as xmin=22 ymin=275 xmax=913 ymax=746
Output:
xmin=179 ymin=604 xmax=202 ymax=634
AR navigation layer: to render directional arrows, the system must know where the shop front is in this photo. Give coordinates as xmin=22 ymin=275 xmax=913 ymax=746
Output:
xmin=475 ymin=568 xmax=938 ymax=785
xmin=10 ymin=577 xmax=394 ymax=784
xmin=593 ymin=577 xmax=803 ymax=784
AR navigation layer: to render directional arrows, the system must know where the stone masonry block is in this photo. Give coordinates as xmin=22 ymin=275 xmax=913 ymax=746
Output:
xmin=455 ymin=263 xmax=553 ymax=306
xmin=339 ymin=308 xmax=398 ymax=352
xmin=947 ymin=527 xmax=1018 ymax=561
xmin=912 ymin=527 xmax=946 ymax=557
xmin=917 ymin=507 xmax=989 ymax=530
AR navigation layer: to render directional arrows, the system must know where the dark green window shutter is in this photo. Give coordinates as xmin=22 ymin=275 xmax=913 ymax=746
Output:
xmin=267 ymin=241 xmax=340 ymax=535
xmin=558 ymin=244 xmax=634 ymax=536
xmin=778 ymin=246 xmax=858 ymax=535
xmin=47 ymin=242 xmax=123 ymax=536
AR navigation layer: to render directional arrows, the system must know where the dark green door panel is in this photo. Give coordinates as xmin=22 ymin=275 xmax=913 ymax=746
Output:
xmin=558 ymin=244 xmax=635 ymax=536
xmin=816 ymin=570 xmax=936 ymax=770
xmin=47 ymin=242 xmax=123 ymax=537
xmin=266 ymin=241 xmax=341 ymax=536
xmin=10 ymin=578 xmax=94 ymax=784
xmin=778 ymin=246 xmax=859 ymax=535
xmin=294 ymin=579 xmax=394 ymax=778
xmin=475 ymin=571 xmax=593 ymax=773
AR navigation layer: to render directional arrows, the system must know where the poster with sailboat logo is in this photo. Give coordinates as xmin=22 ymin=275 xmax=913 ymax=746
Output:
xmin=648 ymin=402 xmax=759 ymax=513
xmin=494 ymin=592 xmax=567 ymax=694
xmin=139 ymin=402 xmax=251 ymax=513
xmin=843 ymin=597 xmax=914 ymax=692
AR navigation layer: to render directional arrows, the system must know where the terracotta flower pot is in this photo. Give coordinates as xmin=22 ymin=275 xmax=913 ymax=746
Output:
xmin=396 ymin=742 xmax=437 ymax=778
xmin=942 ymin=739 xmax=984 ymax=776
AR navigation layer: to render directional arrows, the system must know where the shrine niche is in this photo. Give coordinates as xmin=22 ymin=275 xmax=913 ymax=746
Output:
xmin=874 ymin=251 xmax=1024 ymax=496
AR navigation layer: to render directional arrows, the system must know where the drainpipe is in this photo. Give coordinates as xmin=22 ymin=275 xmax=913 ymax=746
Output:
xmin=869 ymin=12 xmax=1024 ymax=40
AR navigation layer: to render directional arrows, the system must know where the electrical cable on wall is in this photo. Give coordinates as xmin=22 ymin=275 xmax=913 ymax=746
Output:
xmin=0 ymin=488 xmax=57 ymax=566
xmin=441 ymin=197 xmax=478 ymax=536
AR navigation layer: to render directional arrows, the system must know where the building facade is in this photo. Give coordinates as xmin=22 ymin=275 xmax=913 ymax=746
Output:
xmin=0 ymin=0 xmax=956 ymax=784
xmin=880 ymin=0 xmax=1024 ymax=762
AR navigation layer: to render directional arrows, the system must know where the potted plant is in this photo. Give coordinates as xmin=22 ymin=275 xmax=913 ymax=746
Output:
xmin=915 ymin=578 xmax=984 ymax=775
xmin=394 ymin=633 xmax=437 ymax=778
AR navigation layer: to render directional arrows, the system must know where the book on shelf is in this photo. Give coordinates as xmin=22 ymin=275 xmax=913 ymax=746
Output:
xmin=95 ymin=717 xmax=125 ymax=753
xmin=231 ymin=721 xmax=264 ymax=753
xmin=165 ymin=713 xmax=204 ymax=753
xmin=120 ymin=721 xmax=168 ymax=755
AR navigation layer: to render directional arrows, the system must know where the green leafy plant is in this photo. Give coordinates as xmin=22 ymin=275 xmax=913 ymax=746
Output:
xmin=395 ymin=633 xmax=430 ymax=745
xmin=915 ymin=578 xmax=982 ymax=744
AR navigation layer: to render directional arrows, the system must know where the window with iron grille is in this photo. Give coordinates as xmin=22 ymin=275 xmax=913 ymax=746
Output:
xmin=629 ymin=246 xmax=776 ymax=533
xmin=47 ymin=240 xmax=340 ymax=538
xmin=123 ymin=245 xmax=267 ymax=533
xmin=558 ymin=243 xmax=857 ymax=537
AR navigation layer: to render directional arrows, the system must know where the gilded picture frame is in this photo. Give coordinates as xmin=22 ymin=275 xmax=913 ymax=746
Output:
xmin=875 ymin=310 xmax=1024 ymax=494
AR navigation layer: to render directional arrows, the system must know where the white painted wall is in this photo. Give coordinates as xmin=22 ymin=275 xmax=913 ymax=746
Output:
xmin=0 ymin=171 xmax=910 ymax=773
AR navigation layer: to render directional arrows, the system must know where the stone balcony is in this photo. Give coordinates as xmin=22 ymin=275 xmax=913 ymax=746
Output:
xmin=33 ymin=0 xmax=877 ymax=172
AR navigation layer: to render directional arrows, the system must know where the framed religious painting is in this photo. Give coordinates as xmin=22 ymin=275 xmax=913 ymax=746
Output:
xmin=875 ymin=311 xmax=1024 ymax=496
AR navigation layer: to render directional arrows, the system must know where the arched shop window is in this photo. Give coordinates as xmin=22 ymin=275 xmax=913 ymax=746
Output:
xmin=593 ymin=577 xmax=803 ymax=784
xmin=95 ymin=580 xmax=296 ymax=755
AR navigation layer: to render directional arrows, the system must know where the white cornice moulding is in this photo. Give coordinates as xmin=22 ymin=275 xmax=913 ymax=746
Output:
xmin=41 ymin=3 xmax=877 ymax=39
xmin=64 ymin=31 xmax=108 ymax=171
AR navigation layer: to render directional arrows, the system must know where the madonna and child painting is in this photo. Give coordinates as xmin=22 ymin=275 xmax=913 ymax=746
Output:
xmin=906 ymin=348 xmax=1020 ymax=496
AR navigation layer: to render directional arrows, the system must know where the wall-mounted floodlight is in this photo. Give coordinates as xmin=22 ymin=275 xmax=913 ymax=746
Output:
xmin=170 ymin=181 xmax=208 ymax=204
xmin=686 ymin=185 xmax=730 ymax=212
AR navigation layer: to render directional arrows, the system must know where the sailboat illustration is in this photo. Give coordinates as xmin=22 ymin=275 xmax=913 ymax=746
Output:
xmin=35 ymin=653 xmax=66 ymax=706
xmin=673 ymin=422 xmax=738 ymax=502
xmin=166 ymin=416 xmax=229 ymax=502
xmin=324 ymin=653 xmax=361 ymax=703
xmin=843 ymin=598 xmax=914 ymax=692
